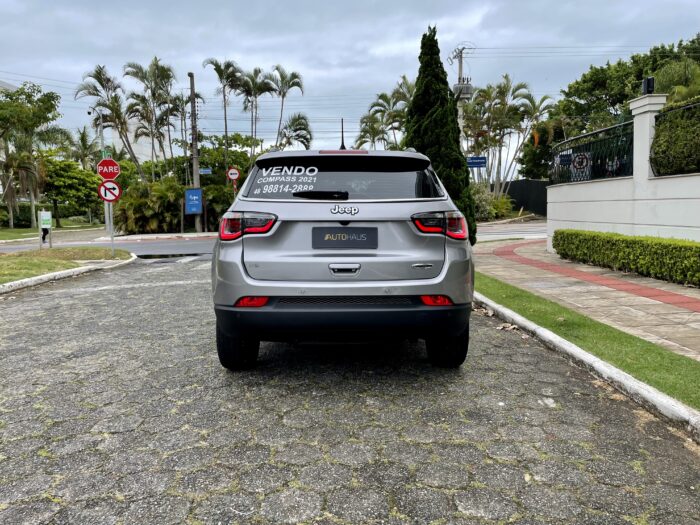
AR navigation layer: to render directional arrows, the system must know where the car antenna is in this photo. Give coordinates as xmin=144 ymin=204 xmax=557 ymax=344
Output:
xmin=339 ymin=118 xmax=347 ymax=150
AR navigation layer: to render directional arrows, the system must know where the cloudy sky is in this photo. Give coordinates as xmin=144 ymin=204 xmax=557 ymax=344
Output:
xmin=2 ymin=0 xmax=699 ymax=153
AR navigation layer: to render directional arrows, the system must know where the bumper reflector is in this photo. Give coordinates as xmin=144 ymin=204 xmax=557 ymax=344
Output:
xmin=420 ymin=295 xmax=454 ymax=306
xmin=234 ymin=296 xmax=270 ymax=307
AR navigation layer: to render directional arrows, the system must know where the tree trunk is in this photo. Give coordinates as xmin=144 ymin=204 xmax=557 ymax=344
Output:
xmin=223 ymin=86 xmax=229 ymax=169
xmin=166 ymin=121 xmax=173 ymax=174
xmin=29 ymin=189 xmax=37 ymax=230
xmin=8 ymin=205 xmax=13 ymax=229
xmin=121 ymin=130 xmax=145 ymax=181
xmin=276 ymin=96 xmax=285 ymax=147
xmin=159 ymin=139 xmax=168 ymax=175
xmin=53 ymin=199 xmax=61 ymax=229
xmin=253 ymin=98 xmax=258 ymax=155
xmin=250 ymin=107 xmax=255 ymax=158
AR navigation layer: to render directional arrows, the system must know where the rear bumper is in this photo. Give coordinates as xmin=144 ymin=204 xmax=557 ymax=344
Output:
xmin=215 ymin=301 xmax=470 ymax=342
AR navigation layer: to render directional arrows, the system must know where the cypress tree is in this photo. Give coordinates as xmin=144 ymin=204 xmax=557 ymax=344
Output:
xmin=405 ymin=26 xmax=477 ymax=244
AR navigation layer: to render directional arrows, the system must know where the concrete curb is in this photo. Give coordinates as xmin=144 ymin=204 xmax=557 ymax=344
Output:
xmin=474 ymin=291 xmax=700 ymax=444
xmin=0 ymin=252 xmax=137 ymax=295
xmin=95 ymin=232 xmax=217 ymax=242
xmin=477 ymin=214 xmax=537 ymax=226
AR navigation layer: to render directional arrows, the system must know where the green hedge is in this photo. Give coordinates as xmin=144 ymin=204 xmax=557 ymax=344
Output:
xmin=650 ymin=101 xmax=700 ymax=176
xmin=552 ymin=230 xmax=700 ymax=286
xmin=0 ymin=202 xmax=96 ymax=228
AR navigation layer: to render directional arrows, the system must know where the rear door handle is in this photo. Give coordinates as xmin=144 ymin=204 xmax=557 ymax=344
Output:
xmin=329 ymin=263 xmax=361 ymax=274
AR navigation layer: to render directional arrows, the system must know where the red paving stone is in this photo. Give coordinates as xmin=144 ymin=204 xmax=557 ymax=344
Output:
xmin=492 ymin=240 xmax=700 ymax=314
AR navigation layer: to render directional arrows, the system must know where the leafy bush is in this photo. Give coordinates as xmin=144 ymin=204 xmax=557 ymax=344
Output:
xmin=0 ymin=203 xmax=94 ymax=228
xmin=114 ymin=177 xmax=184 ymax=234
xmin=552 ymin=229 xmax=700 ymax=286
xmin=204 ymin=184 xmax=236 ymax=231
xmin=491 ymin=195 xmax=513 ymax=218
xmin=470 ymin=183 xmax=495 ymax=222
xmin=468 ymin=184 xmax=513 ymax=221
xmin=650 ymin=102 xmax=700 ymax=176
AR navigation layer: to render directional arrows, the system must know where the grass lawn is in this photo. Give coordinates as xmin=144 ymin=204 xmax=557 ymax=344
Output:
xmin=0 ymin=247 xmax=130 ymax=284
xmin=475 ymin=271 xmax=700 ymax=410
xmin=0 ymin=221 xmax=103 ymax=240
xmin=0 ymin=228 xmax=37 ymax=241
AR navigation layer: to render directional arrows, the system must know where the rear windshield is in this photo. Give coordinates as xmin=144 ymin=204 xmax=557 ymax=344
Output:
xmin=245 ymin=158 xmax=444 ymax=200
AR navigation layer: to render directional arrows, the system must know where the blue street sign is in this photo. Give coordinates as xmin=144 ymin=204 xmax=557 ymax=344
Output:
xmin=559 ymin=153 xmax=572 ymax=166
xmin=467 ymin=156 xmax=487 ymax=168
xmin=185 ymin=188 xmax=203 ymax=215
xmin=199 ymin=167 xmax=212 ymax=175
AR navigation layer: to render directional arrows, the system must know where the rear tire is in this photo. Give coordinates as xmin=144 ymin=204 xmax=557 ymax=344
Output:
xmin=216 ymin=322 xmax=260 ymax=370
xmin=426 ymin=326 xmax=469 ymax=368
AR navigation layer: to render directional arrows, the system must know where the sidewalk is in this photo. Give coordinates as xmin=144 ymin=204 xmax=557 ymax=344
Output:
xmin=474 ymin=239 xmax=700 ymax=361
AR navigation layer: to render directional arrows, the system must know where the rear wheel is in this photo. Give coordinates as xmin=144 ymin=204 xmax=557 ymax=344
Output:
xmin=216 ymin=322 xmax=260 ymax=370
xmin=426 ymin=326 xmax=469 ymax=368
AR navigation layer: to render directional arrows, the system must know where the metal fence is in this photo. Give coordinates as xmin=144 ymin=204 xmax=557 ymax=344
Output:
xmin=549 ymin=121 xmax=633 ymax=184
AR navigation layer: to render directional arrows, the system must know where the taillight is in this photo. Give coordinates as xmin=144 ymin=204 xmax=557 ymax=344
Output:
xmin=234 ymin=296 xmax=269 ymax=307
xmin=219 ymin=212 xmax=277 ymax=241
xmin=445 ymin=211 xmax=467 ymax=240
xmin=420 ymin=295 xmax=454 ymax=306
xmin=412 ymin=212 xmax=444 ymax=233
xmin=412 ymin=211 xmax=467 ymax=240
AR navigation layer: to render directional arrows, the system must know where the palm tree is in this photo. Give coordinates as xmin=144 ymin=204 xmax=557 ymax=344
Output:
xmin=266 ymin=65 xmax=304 ymax=147
xmin=392 ymin=74 xmax=415 ymax=105
xmin=1 ymin=150 xmax=42 ymax=229
xmin=369 ymin=92 xmax=401 ymax=146
xmin=203 ymin=58 xmax=241 ymax=170
xmin=107 ymin=144 xmax=129 ymax=162
xmin=391 ymin=75 xmax=416 ymax=133
xmin=126 ymin=91 xmax=159 ymax=175
xmin=354 ymin=113 xmax=389 ymax=150
xmin=278 ymin=113 xmax=312 ymax=150
xmin=69 ymin=126 xmax=99 ymax=170
xmin=169 ymin=93 xmax=190 ymax=158
xmin=236 ymin=67 xmax=275 ymax=156
xmin=501 ymin=93 xmax=552 ymax=189
xmin=124 ymin=57 xmax=176 ymax=178
xmin=75 ymin=65 xmax=144 ymax=179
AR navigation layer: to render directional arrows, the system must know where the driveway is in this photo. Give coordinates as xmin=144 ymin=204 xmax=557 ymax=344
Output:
xmin=0 ymin=257 xmax=698 ymax=524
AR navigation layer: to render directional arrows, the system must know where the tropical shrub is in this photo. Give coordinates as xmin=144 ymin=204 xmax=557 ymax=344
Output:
xmin=114 ymin=177 xmax=184 ymax=234
xmin=204 ymin=184 xmax=236 ymax=231
xmin=491 ymin=194 xmax=514 ymax=218
xmin=469 ymin=183 xmax=513 ymax=221
xmin=470 ymin=183 xmax=495 ymax=222
xmin=553 ymin=229 xmax=700 ymax=286
xmin=650 ymin=101 xmax=700 ymax=176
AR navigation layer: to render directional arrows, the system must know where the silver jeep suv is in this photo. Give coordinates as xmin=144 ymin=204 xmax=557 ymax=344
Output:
xmin=211 ymin=149 xmax=474 ymax=369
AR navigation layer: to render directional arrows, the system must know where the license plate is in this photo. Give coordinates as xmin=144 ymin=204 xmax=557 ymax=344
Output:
xmin=312 ymin=227 xmax=378 ymax=249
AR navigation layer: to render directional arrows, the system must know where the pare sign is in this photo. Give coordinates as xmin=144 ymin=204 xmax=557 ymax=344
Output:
xmin=260 ymin=166 xmax=318 ymax=176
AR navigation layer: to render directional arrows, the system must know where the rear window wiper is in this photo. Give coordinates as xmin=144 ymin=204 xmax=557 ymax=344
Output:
xmin=292 ymin=190 xmax=349 ymax=200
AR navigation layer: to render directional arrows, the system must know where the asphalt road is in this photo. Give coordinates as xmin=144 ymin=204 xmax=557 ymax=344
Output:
xmin=0 ymin=257 xmax=698 ymax=524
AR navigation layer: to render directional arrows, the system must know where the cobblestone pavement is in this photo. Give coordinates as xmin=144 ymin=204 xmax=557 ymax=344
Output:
xmin=1 ymin=258 xmax=698 ymax=525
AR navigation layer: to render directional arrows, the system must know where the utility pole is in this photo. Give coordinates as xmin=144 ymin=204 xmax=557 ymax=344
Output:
xmin=188 ymin=72 xmax=202 ymax=233
xmin=448 ymin=44 xmax=475 ymax=156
